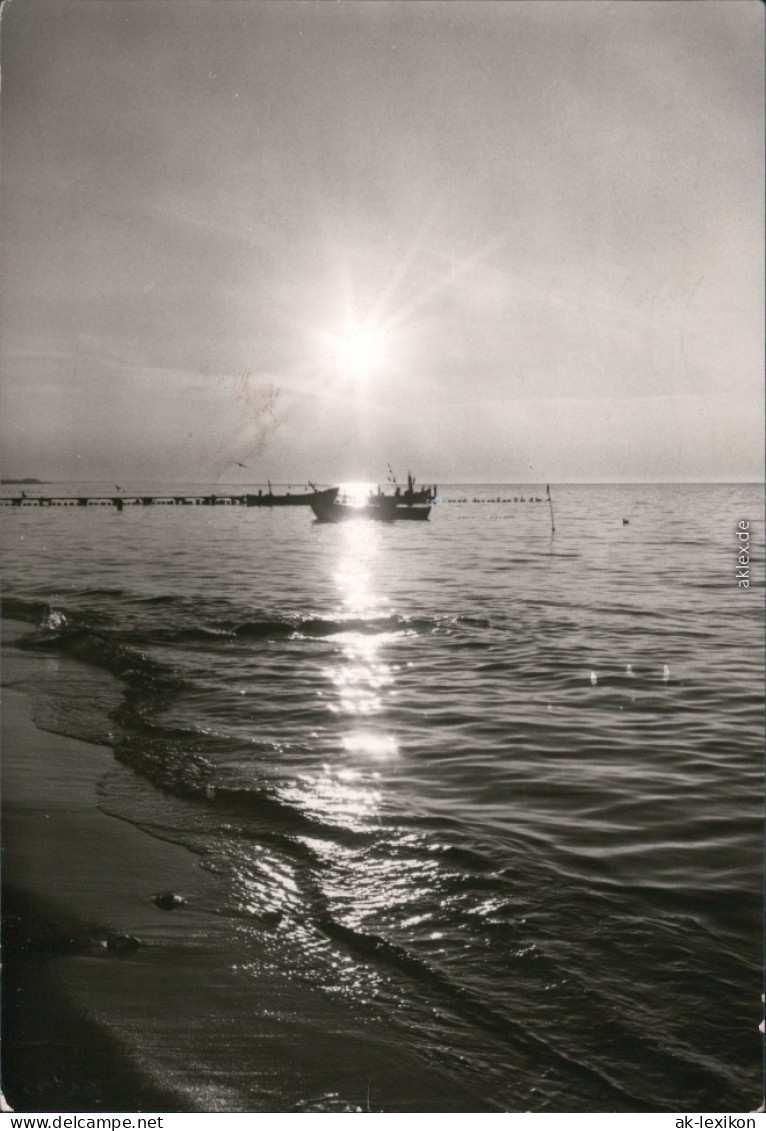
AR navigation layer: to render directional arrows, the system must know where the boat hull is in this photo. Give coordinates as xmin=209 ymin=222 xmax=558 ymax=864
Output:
xmin=311 ymin=498 xmax=431 ymax=523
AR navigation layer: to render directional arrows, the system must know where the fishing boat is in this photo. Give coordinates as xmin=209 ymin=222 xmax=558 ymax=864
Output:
xmin=245 ymin=485 xmax=339 ymax=507
xmin=310 ymin=494 xmax=431 ymax=523
xmin=391 ymin=472 xmax=437 ymax=505
xmin=396 ymin=486 xmax=435 ymax=505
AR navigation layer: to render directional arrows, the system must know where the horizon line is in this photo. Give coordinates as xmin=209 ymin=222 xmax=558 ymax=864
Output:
xmin=2 ymin=478 xmax=764 ymax=488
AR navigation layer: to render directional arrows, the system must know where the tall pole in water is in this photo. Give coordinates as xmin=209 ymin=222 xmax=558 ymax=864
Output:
xmin=546 ymin=483 xmax=555 ymax=534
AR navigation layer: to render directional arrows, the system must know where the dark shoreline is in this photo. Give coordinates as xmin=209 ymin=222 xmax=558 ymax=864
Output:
xmin=0 ymin=625 xmax=492 ymax=1114
xmin=0 ymin=621 xmax=233 ymax=1112
xmin=0 ymin=661 xmax=217 ymax=1113
xmin=2 ymin=888 xmax=192 ymax=1113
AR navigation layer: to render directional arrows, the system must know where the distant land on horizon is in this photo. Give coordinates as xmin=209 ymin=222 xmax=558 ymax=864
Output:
xmin=1 ymin=478 xmax=46 ymax=484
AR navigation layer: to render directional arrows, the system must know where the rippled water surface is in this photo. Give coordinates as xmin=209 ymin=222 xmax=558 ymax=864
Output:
xmin=2 ymin=482 xmax=763 ymax=1111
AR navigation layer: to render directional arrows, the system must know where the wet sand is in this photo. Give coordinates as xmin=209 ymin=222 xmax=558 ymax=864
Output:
xmin=1 ymin=662 xmax=232 ymax=1112
xmin=1 ymin=622 xmax=491 ymax=1113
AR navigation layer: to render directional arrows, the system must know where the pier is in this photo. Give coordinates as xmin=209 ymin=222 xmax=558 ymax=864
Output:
xmin=1 ymin=490 xmax=547 ymax=509
xmin=1 ymin=493 xmax=304 ymax=509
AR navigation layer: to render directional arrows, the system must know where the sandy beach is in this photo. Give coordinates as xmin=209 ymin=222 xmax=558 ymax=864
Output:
xmin=1 ymin=620 xmax=235 ymax=1111
xmin=2 ymin=619 xmax=493 ymax=1113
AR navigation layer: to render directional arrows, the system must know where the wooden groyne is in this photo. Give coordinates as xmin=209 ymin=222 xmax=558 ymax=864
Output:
xmin=443 ymin=496 xmax=545 ymax=504
xmin=1 ymin=494 xmax=304 ymax=509
xmin=1 ymin=490 xmax=546 ymax=509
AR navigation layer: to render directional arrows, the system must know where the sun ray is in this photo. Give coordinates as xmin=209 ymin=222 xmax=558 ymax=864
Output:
xmin=382 ymin=229 xmax=512 ymax=333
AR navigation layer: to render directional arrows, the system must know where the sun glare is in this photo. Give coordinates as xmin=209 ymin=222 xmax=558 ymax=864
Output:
xmin=334 ymin=322 xmax=385 ymax=377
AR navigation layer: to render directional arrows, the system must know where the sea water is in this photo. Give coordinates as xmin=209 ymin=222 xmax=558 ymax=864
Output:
xmin=1 ymin=482 xmax=763 ymax=1112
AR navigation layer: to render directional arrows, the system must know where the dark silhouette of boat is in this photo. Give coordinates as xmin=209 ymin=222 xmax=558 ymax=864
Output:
xmin=310 ymin=494 xmax=431 ymax=523
xmin=245 ymin=485 xmax=339 ymax=507
xmin=310 ymin=470 xmax=436 ymax=522
xmin=391 ymin=472 xmax=437 ymax=505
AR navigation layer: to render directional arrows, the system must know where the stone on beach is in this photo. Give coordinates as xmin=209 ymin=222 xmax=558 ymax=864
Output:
xmin=152 ymin=891 xmax=187 ymax=910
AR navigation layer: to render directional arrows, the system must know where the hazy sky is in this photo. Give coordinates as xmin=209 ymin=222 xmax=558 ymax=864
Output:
xmin=1 ymin=0 xmax=763 ymax=483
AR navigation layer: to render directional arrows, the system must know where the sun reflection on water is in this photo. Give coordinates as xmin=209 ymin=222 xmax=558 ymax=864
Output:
xmin=311 ymin=520 xmax=402 ymax=825
xmin=327 ymin=634 xmax=394 ymax=716
xmin=342 ymin=732 xmax=398 ymax=759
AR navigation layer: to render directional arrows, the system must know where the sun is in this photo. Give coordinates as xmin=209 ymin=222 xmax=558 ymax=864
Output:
xmin=334 ymin=322 xmax=385 ymax=377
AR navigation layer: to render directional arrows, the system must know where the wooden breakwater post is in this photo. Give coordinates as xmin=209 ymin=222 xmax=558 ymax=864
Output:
xmin=3 ymin=492 xmax=550 ymax=509
xmin=0 ymin=485 xmax=334 ymax=509
xmin=2 ymin=493 xmax=259 ymax=508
